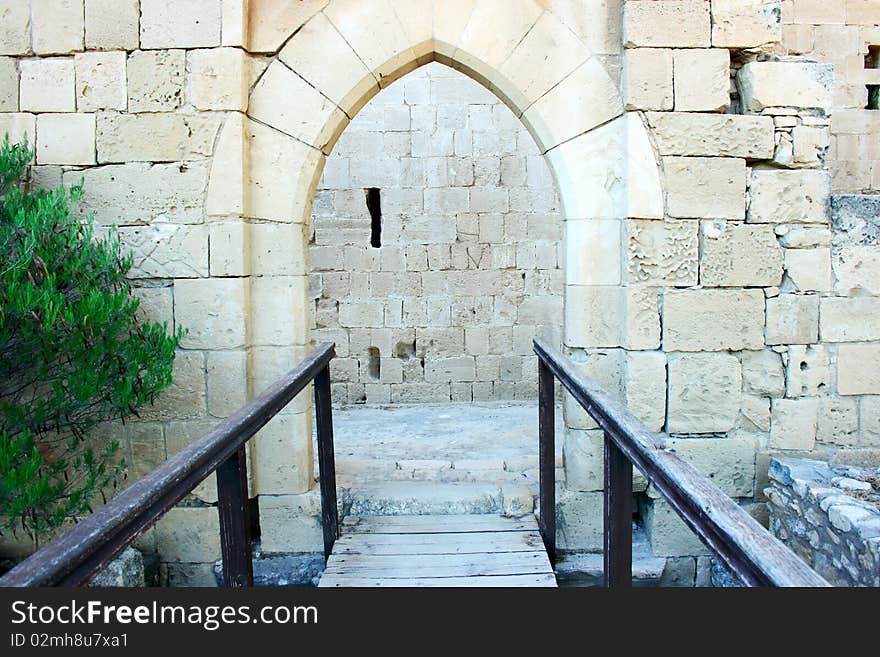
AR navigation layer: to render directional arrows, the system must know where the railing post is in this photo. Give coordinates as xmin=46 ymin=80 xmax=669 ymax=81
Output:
xmin=538 ymin=357 xmax=556 ymax=564
xmin=216 ymin=445 xmax=253 ymax=587
xmin=603 ymin=434 xmax=632 ymax=587
xmin=314 ymin=364 xmax=339 ymax=561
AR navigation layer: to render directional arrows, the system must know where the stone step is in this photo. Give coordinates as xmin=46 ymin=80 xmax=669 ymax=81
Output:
xmin=341 ymin=482 xmax=536 ymax=517
xmin=334 ymin=456 xmax=560 ymax=487
xmin=555 ymin=526 xmax=667 ymax=587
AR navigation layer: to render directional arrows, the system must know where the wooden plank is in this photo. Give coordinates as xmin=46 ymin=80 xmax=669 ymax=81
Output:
xmin=341 ymin=514 xmax=537 ymax=534
xmin=324 ymin=550 xmax=553 ymax=579
xmin=319 ymin=573 xmax=557 ymax=588
xmin=333 ymin=531 xmax=544 ymax=555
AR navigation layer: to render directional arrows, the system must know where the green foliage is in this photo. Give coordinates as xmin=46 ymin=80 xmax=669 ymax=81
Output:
xmin=0 ymin=135 xmax=183 ymax=538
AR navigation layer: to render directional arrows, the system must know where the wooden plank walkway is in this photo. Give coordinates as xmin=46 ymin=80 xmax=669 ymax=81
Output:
xmin=318 ymin=515 xmax=557 ymax=587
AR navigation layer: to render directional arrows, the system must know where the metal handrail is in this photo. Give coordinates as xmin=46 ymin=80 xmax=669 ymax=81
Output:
xmin=534 ymin=337 xmax=829 ymax=587
xmin=0 ymin=342 xmax=338 ymax=587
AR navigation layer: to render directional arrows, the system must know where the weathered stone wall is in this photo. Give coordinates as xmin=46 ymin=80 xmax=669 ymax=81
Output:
xmin=781 ymin=1 xmax=880 ymax=193
xmin=767 ymin=457 xmax=880 ymax=586
xmin=0 ymin=0 xmax=876 ymax=584
xmin=310 ymin=63 xmax=563 ymax=405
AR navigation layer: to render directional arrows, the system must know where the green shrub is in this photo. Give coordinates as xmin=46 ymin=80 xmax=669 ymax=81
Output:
xmin=0 ymin=136 xmax=183 ymax=539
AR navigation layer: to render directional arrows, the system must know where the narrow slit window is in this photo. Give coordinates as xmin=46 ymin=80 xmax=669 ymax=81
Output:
xmin=367 ymin=347 xmax=381 ymax=381
xmin=366 ymin=187 xmax=382 ymax=248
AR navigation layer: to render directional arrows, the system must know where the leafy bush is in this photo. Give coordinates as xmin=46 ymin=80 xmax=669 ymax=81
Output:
xmin=0 ymin=136 xmax=182 ymax=538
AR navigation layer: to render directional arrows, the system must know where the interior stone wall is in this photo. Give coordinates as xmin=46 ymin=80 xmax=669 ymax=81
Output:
xmin=310 ymin=63 xmax=563 ymax=405
xmin=781 ymin=0 xmax=880 ymax=193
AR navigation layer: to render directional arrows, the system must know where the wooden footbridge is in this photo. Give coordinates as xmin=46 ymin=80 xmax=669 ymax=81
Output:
xmin=0 ymin=340 xmax=828 ymax=588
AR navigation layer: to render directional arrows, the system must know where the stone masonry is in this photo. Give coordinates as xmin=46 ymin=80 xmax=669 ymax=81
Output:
xmin=767 ymin=457 xmax=880 ymax=586
xmin=0 ymin=0 xmax=877 ymax=585
xmin=310 ymin=63 xmax=563 ymax=405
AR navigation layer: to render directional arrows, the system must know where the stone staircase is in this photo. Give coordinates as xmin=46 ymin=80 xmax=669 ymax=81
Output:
xmin=329 ymin=401 xmax=559 ymax=518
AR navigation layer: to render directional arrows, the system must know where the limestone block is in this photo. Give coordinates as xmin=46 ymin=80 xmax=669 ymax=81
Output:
xmin=425 ymin=357 xmax=477 ymax=383
xmin=221 ymin=0 xmax=248 ymax=47
xmin=20 ymin=58 xmax=76 ymax=112
xmin=765 ymin=294 xmax=819 ymax=345
xmin=258 ymin=492 xmax=323 ymax=553
xmin=547 ymin=114 xmax=663 ymax=221
xmin=673 ymin=49 xmax=730 ymax=112
xmin=251 ymin=223 xmax=308 ymax=276
xmin=0 ymin=0 xmax=31 ymax=55
xmin=96 ymin=112 xmax=222 ymax=163
xmin=250 ymin=276 xmax=309 ymax=346
xmin=770 ymin=398 xmax=818 ymax=450
xmin=187 ymin=48 xmax=247 ymax=111
xmin=838 ymin=345 xmax=880 ymax=395
xmin=127 ymin=49 xmax=184 ymax=112
xmin=35 ymin=113 xmax=95 ymax=165
xmin=664 ymin=156 xmax=746 ymax=220
xmin=252 ymin=412 xmax=313 ymax=495
xmin=626 ymin=219 xmax=698 ymax=285
xmin=496 ymin=11 xmax=589 ymax=111
xmin=645 ymin=498 xmax=710 ymax=557
xmin=625 ymin=286 xmax=661 ymax=350
xmin=625 ymin=351 xmax=666 ymax=432
xmin=563 ymin=429 xmax=649 ymax=493
xmin=564 ymin=285 xmax=624 ymax=348
xmin=792 ymin=126 xmax=829 ymax=166
xmin=646 ymin=112 xmax=774 ymax=158
xmin=862 ymin=397 xmax=880 ymax=447
xmin=557 ymin=490 xmax=603 ymax=551
xmin=667 ymin=435 xmax=757 ymax=497
xmin=65 ymin=161 xmax=209 ymax=225
xmin=623 ymin=0 xmax=711 ymax=48
xmin=784 ymin=248 xmax=832 ymax=293
xmin=432 ymin=0 xmax=475 ymax=58
xmin=522 ymin=57 xmax=623 ymax=152
xmin=786 ymin=345 xmax=829 ymax=397
xmin=124 ymin=422 xmax=166 ymax=480
xmin=278 ymin=12 xmax=377 ymax=116
xmin=820 ymin=297 xmax=880 ymax=342
xmin=833 ymin=245 xmax=880 ymax=295
xmin=246 ymin=117 xmax=323 ymax=223
xmin=209 ymin=223 xmax=246 ymax=277
xmin=163 ymin=420 xmax=219 ymax=502
xmin=0 ymin=113 xmax=36 ymax=144
xmin=140 ymin=0 xmax=222 ymax=49
xmin=667 ymin=352 xmax=742 ymax=434
xmin=742 ymin=349 xmax=785 ymax=397
xmin=453 ymin=0 xmax=542 ymax=89
xmin=323 ymin=0 xmax=417 ymax=87
xmin=207 ymin=112 xmax=245 ymax=218
xmin=134 ymin=285 xmax=173 ymax=327
xmin=816 ymin=397 xmax=858 ymax=447
xmin=118 ymin=224 xmax=209 ymax=278
xmin=138 ymin=350 xmax=206 ymax=421
xmin=566 ymin=219 xmax=621 ymax=286
xmin=175 ymin=277 xmax=248 ymax=349
xmin=711 ymin=0 xmax=781 ymax=48
xmin=737 ymin=61 xmax=833 ymax=112
xmin=699 ymin=222 xmax=783 ymax=287
xmin=748 ymin=169 xmax=831 ymax=224
xmin=563 ymin=348 xmax=625 ymax=430
xmin=249 ymin=59 xmax=347 ymax=154
xmin=155 ymin=507 xmax=221 ymax=563
xmin=663 ymin=289 xmax=765 ymax=352
xmin=32 ymin=0 xmax=84 ymax=54
xmin=623 ymin=48 xmax=673 ymax=111
xmin=340 ymin=300 xmax=385 ymax=329
xmin=74 ymin=51 xmax=125 ymax=112
xmin=775 ymin=224 xmax=830 ymax=249
xmin=389 ymin=0 xmax=432 ymax=58
xmin=85 ymin=0 xmax=139 ymax=50
xmin=0 ymin=56 xmax=18 ymax=111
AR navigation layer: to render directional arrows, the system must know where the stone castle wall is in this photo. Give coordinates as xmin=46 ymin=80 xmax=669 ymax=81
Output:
xmin=0 ymin=0 xmax=878 ymax=584
xmin=310 ymin=63 xmax=563 ymax=405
